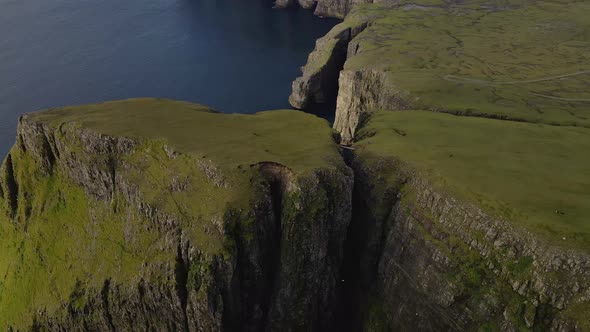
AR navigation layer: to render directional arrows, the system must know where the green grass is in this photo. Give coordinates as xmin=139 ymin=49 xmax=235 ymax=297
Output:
xmin=344 ymin=0 xmax=590 ymax=126
xmin=0 ymin=98 xmax=344 ymax=329
xmin=355 ymin=110 xmax=590 ymax=249
xmin=0 ymin=152 xmax=173 ymax=329
xmin=29 ymin=98 xmax=343 ymax=174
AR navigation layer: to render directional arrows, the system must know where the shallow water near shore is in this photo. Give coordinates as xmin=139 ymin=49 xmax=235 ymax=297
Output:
xmin=0 ymin=0 xmax=337 ymax=156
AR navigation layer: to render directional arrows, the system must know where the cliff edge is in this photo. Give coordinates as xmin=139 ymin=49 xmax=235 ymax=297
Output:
xmin=0 ymin=98 xmax=353 ymax=330
xmin=289 ymin=0 xmax=590 ymax=330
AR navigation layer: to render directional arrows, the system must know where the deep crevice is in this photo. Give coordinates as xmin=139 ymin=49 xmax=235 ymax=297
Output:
xmin=331 ymin=150 xmax=404 ymax=331
xmin=107 ymin=155 xmax=117 ymax=202
xmin=3 ymin=153 xmax=19 ymax=218
xmin=331 ymin=166 xmax=372 ymax=330
xmin=38 ymin=132 xmax=57 ymax=174
xmin=296 ymin=24 xmax=368 ymax=123
xmin=101 ymin=279 xmax=116 ymax=331
xmin=174 ymin=242 xmax=190 ymax=332
xmin=259 ymin=174 xmax=284 ymax=330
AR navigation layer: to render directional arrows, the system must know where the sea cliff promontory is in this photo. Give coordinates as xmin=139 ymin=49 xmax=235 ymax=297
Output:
xmin=0 ymin=99 xmax=353 ymax=330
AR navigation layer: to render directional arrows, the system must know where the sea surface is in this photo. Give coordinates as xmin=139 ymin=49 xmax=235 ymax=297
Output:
xmin=0 ymin=0 xmax=337 ymax=156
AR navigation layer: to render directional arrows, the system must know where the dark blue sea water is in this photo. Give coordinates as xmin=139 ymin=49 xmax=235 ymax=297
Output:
xmin=0 ymin=0 xmax=337 ymax=156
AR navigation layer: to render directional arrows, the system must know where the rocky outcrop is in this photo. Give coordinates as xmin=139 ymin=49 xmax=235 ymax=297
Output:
xmin=0 ymin=111 xmax=353 ymax=331
xmin=275 ymin=0 xmax=375 ymax=18
xmin=1 ymin=98 xmax=589 ymax=330
xmin=333 ymin=69 xmax=410 ymax=143
xmin=289 ymin=22 xmax=367 ymax=112
xmin=293 ymin=0 xmax=590 ymax=144
xmin=288 ymin=10 xmax=412 ymax=143
xmin=275 ymin=0 xmax=316 ymax=10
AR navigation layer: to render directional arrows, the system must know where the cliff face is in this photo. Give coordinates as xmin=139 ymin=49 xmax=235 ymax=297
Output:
xmin=347 ymin=154 xmax=590 ymax=331
xmin=291 ymin=1 xmax=590 ymax=142
xmin=1 ymin=1 xmax=590 ymax=329
xmin=288 ymin=5 xmax=409 ymax=143
xmin=0 ymin=100 xmax=353 ymax=331
xmin=287 ymin=0 xmax=590 ymax=330
xmin=333 ymin=105 xmax=590 ymax=331
xmin=332 ymin=68 xmax=407 ymax=143
xmin=275 ymin=0 xmax=376 ymax=18
xmin=1 ymin=100 xmax=589 ymax=330
xmin=289 ymin=22 xmax=367 ymax=111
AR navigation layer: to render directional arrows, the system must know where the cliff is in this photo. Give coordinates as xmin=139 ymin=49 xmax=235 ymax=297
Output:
xmin=290 ymin=0 xmax=590 ymax=142
xmin=0 ymin=99 xmax=353 ymax=330
xmin=287 ymin=0 xmax=590 ymax=330
xmin=1 ymin=0 xmax=590 ymax=330
xmin=344 ymin=111 xmax=590 ymax=331
xmin=1 ymin=98 xmax=589 ymax=330
xmin=274 ymin=0 xmax=375 ymax=19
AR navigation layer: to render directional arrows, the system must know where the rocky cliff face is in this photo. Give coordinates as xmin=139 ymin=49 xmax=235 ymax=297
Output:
xmin=345 ymin=154 xmax=590 ymax=331
xmin=1 ymin=98 xmax=589 ymax=330
xmin=288 ymin=8 xmax=406 ymax=143
xmin=333 ymin=68 xmax=408 ymax=143
xmin=289 ymin=22 xmax=367 ymax=111
xmin=291 ymin=1 xmax=590 ymax=142
xmin=275 ymin=0 xmax=376 ymax=18
xmin=286 ymin=1 xmax=590 ymax=330
xmin=0 ymin=102 xmax=354 ymax=331
xmin=2 ymin=1 xmax=590 ymax=329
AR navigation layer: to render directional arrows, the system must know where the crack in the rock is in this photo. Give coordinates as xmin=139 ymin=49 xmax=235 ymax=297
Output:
xmin=3 ymin=153 xmax=19 ymax=219
xmin=175 ymin=241 xmax=191 ymax=332
xmin=101 ymin=279 xmax=116 ymax=331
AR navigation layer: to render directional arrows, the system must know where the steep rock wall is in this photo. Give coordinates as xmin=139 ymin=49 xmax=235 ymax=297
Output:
xmin=344 ymin=155 xmax=590 ymax=331
xmin=275 ymin=0 xmax=376 ymax=18
xmin=0 ymin=114 xmax=353 ymax=331
xmin=289 ymin=22 xmax=368 ymax=112
xmin=333 ymin=69 xmax=409 ymax=143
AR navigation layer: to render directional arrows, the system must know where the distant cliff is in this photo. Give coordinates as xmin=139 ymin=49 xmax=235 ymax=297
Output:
xmin=274 ymin=0 xmax=374 ymax=18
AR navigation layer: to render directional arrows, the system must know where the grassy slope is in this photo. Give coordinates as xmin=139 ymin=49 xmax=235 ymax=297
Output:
xmin=0 ymin=98 xmax=343 ymax=329
xmin=346 ymin=0 xmax=590 ymax=126
xmin=355 ymin=111 xmax=590 ymax=249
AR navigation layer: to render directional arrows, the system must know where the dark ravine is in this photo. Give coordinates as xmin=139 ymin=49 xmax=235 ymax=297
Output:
xmin=2 ymin=153 xmax=18 ymax=218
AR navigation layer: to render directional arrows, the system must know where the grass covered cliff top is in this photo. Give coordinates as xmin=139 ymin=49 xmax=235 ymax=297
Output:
xmin=29 ymin=98 xmax=343 ymax=173
xmin=355 ymin=110 xmax=590 ymax=249
xmin=345 ymin=0 xmax=590 ymax=126
xmin=0 ymin=98 xmax=347 ymax=329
